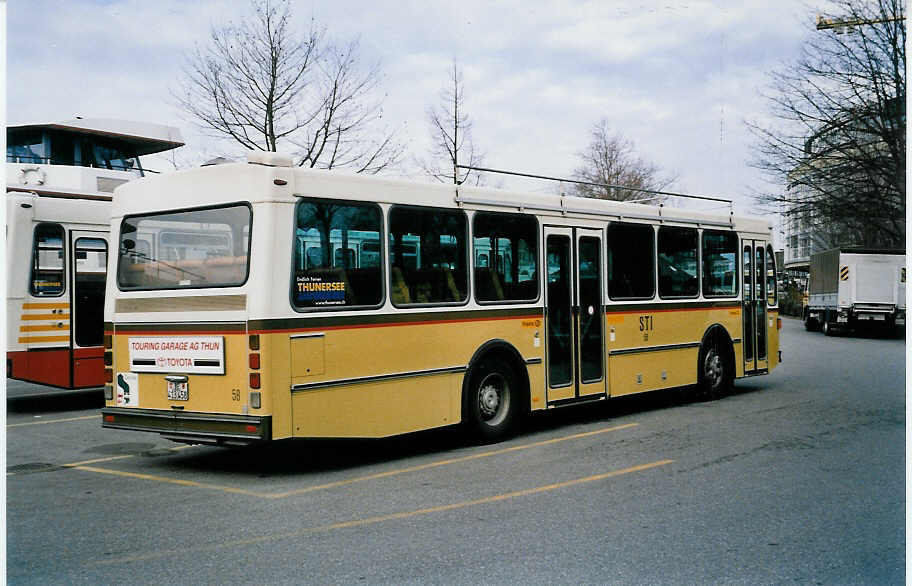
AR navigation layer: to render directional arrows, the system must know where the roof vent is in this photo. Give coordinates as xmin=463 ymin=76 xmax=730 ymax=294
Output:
xmin=247 ymin=151 xmax=293 ymax=167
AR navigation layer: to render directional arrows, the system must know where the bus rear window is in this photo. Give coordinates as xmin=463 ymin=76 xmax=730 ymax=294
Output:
xmin=117 ymin=204 xmax=251 ymax=290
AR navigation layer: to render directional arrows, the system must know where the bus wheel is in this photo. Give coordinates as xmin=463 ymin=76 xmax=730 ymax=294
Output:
xmin=696 ymin=338 xmax=731 ymax=400
xmin=464 ymin=361 xmax=517 ymax=443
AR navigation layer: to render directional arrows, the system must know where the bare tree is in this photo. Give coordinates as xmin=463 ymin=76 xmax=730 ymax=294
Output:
xmin=571 ymin=120 xmax=676 ymax=203
xmin=421 ymin=61 xmax=484 ymax=185
xmin=175 ymin=0 xmax=402 ymax=173
xmin=749 ymin=0 xmax=905 ymax=249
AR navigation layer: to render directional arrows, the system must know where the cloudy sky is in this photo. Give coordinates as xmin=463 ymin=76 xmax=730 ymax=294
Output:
xmin=8 ymin=0 xmax=825 ymax=226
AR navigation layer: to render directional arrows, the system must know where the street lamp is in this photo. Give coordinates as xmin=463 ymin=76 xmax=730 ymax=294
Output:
xmin=816 ymin=14 xmax=905 ymax=34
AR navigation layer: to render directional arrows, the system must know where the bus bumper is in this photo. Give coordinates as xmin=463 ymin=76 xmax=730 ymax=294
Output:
xmin=101 ymin=407 xmax=271 ymax=446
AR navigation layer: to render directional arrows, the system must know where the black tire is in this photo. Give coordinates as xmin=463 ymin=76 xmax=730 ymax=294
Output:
xmin=696 ymin=336 xmax=732 ymax=401
xmin=822 ymin=314 xmax=834 ymax=336
xmin=804 ymin=313 xmax=818 ymax=331
xmin=463 ymin=359 xmax=519 ymax=443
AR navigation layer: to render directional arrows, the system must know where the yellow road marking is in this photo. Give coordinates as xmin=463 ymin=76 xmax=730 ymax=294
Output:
xmin=73 ymin=465 xmax=265 ymax=497
xmin=6 ymin=445 xmax=197 ymax=476
xmin=7 ymin=414 xmax=98 ymax=428
xmin=269 ymin=422 xmax=640 ymax=498
xmin=27 ymin=423 xmax=639 ymax=494
xmin=61 ymin=423 xmax=639 ymax=497
xmin=89 ymin=458 xmax=673 ymax=567
xmin=61 ymin=445 xmax=196 ymax=468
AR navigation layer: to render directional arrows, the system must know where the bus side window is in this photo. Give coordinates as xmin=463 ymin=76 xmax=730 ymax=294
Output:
xmin=30 ymin=223 xmax=66 ymax=297
xmin=472 ymin=211 xmax=538 ymax=303
xmin=293 ymin=198 xmax=383 ymax=309
xmin=389 ymin=206 xmax=468 ymax=305
xmin=658 ymin=226 xmax=698 ymax=298
xmin=702 ymin=230 xmax=738 ymax=297
xmin=607 ymin=222 xmax=655 ymax=300
xmin=766 ymin=244 xmax=778 ymax=306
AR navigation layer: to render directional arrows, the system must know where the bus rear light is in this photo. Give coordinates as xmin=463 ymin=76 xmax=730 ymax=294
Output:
xmin=104 ymin=369 xmax=113 ymax=383
xmin=104 ymin=385 xmax=113 ymax=401
xmin=246 ymin=424 xmax=258 ymax=433
xmin=249 ymin=334 xmax=260 ymax=351
xmin=249 ymin=373 xmax=261 ymax=389
xmin=249 ymin=353 xmax=260 ymax=370
xmin=104 ymin=351 xmax=113 ymax=366
xmin=104 ymin=415 xmax=115 ymax=423
xmin=103 ymin=334 xmax=113 ymax=349
xmin=249 ymin=391 xmax=261 ymax=409
xmin=777 ymin=317 xmax=782 ymax=330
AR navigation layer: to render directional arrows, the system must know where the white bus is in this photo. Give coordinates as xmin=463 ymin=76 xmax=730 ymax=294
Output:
xmin=101 ymin=152 xmax=779 ymax=445
xmin=7 ymin=118 xmax=183 ymax=389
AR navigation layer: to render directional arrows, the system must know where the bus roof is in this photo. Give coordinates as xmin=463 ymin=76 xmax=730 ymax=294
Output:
xmin=7 ymin=118 xmax=184 ymax=156
xmin=112 ymin=152 xmax=772 ymax=235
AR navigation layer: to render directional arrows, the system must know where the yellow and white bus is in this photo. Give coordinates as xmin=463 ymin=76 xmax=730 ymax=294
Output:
xmin=101 ymin=152 xmax=779 ymax=445
xmin=6 ymin=118 xmax=183 ymax=390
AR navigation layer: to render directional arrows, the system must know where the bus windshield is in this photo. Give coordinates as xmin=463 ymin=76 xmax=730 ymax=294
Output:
xmin=117 ymin=203 xmax=251 ymax=290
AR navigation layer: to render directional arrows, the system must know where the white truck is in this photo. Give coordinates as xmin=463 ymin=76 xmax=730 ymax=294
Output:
xmin=804 ymin=248 xmax=905 ymax=336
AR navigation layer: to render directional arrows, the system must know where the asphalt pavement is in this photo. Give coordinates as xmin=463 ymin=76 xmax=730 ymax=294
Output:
xmin=5 ymin=317 xmax=905 ymax=584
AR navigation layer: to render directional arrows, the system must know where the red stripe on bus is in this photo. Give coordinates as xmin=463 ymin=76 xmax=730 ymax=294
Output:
xmin=249 ymin=313 xmax=543 ymax=335
xmin=111 ymin=313 xmax=542 ymax=337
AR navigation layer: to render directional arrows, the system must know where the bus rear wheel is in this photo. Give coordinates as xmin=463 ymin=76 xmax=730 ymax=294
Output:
xmin=463 ymin=360 xmax=518 ymax=443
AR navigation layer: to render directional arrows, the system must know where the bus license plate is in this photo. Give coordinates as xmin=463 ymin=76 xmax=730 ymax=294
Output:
xmin=167 ymin=381 xmax=189 ymax=401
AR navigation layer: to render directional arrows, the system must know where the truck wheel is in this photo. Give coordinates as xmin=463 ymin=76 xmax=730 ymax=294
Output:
xmin=822 ymin=317 xmax=834 ymax=336
xmin=463 ymin=360 xmax=518 ymax=443
xmin=804 ymin=313 xmax=818 ymax=331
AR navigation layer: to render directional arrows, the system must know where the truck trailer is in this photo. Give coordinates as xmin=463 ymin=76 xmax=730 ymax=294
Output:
xmin=804 ymin=248 xmax=905 ymax=336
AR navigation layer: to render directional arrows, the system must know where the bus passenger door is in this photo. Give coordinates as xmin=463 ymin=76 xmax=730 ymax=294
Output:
xmin=545 ymin=228 xmax=575 ymax=402
xmin=575 ymin=229 xmax=605 ymax=397
xmin=544 ymin=227 xmax=605 ymax=403
xmin=71 ymin=232 xmax=109 ymax=388
xmin=742 ymin=240 xmax=768 ymax=375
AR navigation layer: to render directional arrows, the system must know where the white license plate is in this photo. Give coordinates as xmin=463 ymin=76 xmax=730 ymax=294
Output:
xmin=167 ymin=381 xmax=189 ymax=401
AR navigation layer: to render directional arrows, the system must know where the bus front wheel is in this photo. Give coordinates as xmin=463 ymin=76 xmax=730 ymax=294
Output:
xmin=696 ymin=336 xmax=732 ymax=401
xmin=463 ymin=360 xmax=518 ymax=443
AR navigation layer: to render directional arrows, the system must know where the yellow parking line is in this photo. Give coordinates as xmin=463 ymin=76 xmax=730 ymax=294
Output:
xmin=73 ymin=465 xmax=266 ymax=497
xmin=6 ymin=445 xmax=198 ymax=477
xmin=56 ymin=423 xmax=640 ymax=497
xmin=62 ymin=446 xmax=196 ymax=468
xmin=7 ymin=415 xmax=98 ymax=428
xmin=269 ymin=422 xmax=640 ymax=498
xmin=89 ymin=458 xmax=674 ymax=567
